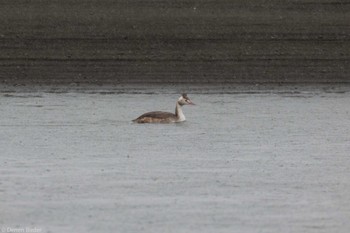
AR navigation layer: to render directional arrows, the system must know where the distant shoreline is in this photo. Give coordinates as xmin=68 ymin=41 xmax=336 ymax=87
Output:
xmin=1 ymin=1 xmax=349 ymax=85
xmin=1 ymin=82 xmax=349 ymax=95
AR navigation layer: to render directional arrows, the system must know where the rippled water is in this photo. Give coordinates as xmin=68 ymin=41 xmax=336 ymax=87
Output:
xmin=1 ymin=88 xmax=350 ymax=233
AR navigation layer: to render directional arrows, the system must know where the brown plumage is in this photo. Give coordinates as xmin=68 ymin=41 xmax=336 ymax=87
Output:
xmin=133 ymin=111 xmax=177 ymax=123
xmin=133 ymin=94 xmax=195 ymax=123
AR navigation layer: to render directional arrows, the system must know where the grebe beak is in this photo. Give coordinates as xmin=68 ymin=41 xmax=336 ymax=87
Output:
xmin=188 ymin=100 xmax=195 ymax=105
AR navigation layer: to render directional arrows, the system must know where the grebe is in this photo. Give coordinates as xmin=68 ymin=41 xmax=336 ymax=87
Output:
xmin=132 ymin=94 xmax=195 ymax=123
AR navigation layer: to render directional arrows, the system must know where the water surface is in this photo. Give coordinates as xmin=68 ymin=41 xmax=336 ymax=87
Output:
xmin=1 ymin=89 xmax=350 ymax=232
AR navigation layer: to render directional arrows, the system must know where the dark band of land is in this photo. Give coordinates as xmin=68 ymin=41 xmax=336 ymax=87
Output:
xmin=1 ymin=0 xmax=349 ymax=86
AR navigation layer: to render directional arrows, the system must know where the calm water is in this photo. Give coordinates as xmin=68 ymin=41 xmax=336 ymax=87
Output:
xmin=1 ymin=89 xmax=350 ymax=233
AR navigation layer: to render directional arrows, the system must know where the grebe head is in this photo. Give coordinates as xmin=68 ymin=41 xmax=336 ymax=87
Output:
xmin=178 ymin=93 xmax=195 ymax=106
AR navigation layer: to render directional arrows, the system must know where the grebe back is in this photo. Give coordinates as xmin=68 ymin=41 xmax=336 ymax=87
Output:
xmin=132 ymin=94 xmax=195 ymax=123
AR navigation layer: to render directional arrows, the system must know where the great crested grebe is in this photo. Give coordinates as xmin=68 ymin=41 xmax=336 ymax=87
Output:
xmin=132 ymin=94 xmax=195 ymax=123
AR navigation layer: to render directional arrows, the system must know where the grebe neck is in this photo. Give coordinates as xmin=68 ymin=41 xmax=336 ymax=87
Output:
xmin=175 ymin=101 xmax=186 ymax=122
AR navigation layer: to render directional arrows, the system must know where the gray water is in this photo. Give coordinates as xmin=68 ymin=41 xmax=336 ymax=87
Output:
xmin=1 ymin=89 xmax=350 ymax=233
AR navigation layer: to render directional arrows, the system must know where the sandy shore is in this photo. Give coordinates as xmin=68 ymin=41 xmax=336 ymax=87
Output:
xmin=1 ymin=0 xmax=349 ymax=85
